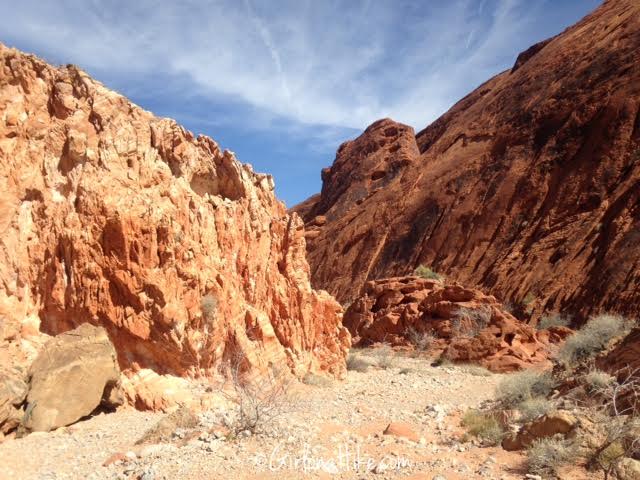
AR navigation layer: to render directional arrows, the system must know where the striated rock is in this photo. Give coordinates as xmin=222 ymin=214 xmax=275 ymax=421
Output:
xmin=599 ymin=327 xmax=640 ymax=376
xmin=344 ymin=276 xmax=570 ymax=372
xmin=0 ymin=43 xmax=349 ymax=386
xmin=293 ymin=0 xmax=640 ymax=322
xmin=22 ymin=323 xmax=120 ymax=432
xmin=0 ymin=367 xmax=27 ymax=434
xmin=502 ymin=412 xmax=577 ymax=451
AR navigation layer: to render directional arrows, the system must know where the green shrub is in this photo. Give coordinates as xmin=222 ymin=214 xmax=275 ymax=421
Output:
xmin=518 ymin=398 xmax=554 ymax=423
xmin=496 ymin=370 xmax=555 ymax=407
xmin=527 ymin=437 xmax=576 ymax=476
xmin=346 ymin=354 xmax=370 ymax=372
xmin=558 ymin=314 xmax=628 ymax=366
xmin=582 ymin=369 xmax=616 ymax=393
xmin=461 ymin=410 xmax=504 ymax=446
xmin=414 ymin=265 xmax=442 ymax=281
xmin=537 ymin=313 xmax=571 ymax=330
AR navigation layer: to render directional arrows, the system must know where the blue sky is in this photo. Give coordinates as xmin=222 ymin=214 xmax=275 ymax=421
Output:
xmin=0 ymin=0 xmax=600 ymax=206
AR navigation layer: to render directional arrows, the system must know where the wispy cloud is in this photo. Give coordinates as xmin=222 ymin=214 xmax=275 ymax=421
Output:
xmin=0 ymin=0 xmax=599 ymax=132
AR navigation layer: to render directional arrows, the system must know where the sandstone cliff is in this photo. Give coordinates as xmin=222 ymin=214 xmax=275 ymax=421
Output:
xmin=294 ymin=0 xmax=640 ymax=323
xmin=0 ymin=44 xmax=349 ymax=383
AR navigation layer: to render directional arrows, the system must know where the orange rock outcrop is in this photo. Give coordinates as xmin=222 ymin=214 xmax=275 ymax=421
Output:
xmin=0 ymin=44 xmax=349 ymax=384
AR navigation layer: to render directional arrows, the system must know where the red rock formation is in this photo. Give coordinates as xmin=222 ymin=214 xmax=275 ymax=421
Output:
xmin=293 ymin=0 xmax=640 ymax=323
xmin=343 ymin=276 xmax=570 ymax=372
xmin=0 ymin=43 xmax=349 ymax=382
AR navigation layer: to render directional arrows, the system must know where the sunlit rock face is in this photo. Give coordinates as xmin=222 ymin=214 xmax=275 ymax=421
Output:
xmin=0 ymin=43 xmax=350 ymax=384
xmin=293 ymin=0 xmax=640 ymax=323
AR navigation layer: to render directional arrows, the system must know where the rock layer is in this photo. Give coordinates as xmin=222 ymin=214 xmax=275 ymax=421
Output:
xmin=344 ymin=276 xmax=570 ymax=372
xmin=294 ymin=0 xmax=640 ymax=322
xmin=0 ymin=44 xmax=349 ymax=382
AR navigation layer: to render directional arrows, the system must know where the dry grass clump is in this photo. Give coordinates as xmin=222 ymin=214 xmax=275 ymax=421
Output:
xmin=413 ymin=265 xmax=443 ymax=281
xmin=527 ymin=437 xmax=577 ymax=476
xmin=406 ymin=327 xmax=434 ymax=352
xmin=373 ymin=344 xmax=395 ymax=369
xmin=582 ymin=369 xmax=616 ymax=393
xmin=558 ymin=314 xmax=629 ymax=366
xmin=518 ymin=397 xmax=554 ymax=423
xmin=496 ymin=370 xmax=555 ymax=407
xmin=461 ymin=409 xmax=504 ymax=446
xmin=452 ymin=307 xmax=492 ymax=338
xmin=346 ymin=353 xmax=371 ymax=372
xmin=537 ymin=313 xmax=571 ymax=330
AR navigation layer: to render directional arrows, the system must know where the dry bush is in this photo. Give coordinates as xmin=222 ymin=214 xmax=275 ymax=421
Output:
xmin=406 ymin=327 xmax=434 ymax=352
xmin=496 ymin=370 xmax=555 ymax=407
xmin=346 ymin=353 xmax=370 ymax=372
xmin=461 ymin=409 xmax=504 ymax=446
xmin=582 ymin=369 xmax=616 ymax=393
xmin=558 ymin=314 xmax=629 ymax=366
xmin=518 ymin=397 xmax=554 ymax=423
xmin=373 ymin=343 xmax=395 ymax=369
xmin=452 ymin=307 xmax=492 ymax=338
xmin=527 ymin=437 xmax=577 ymax=477
xmin=220 ymin=354 xmax=293 ymax=436
xmin=201 ymin=293 xmax=217 ymax=325
xmin=302 ymin=372 xmax=333 ymax=388
xmin=462 ymin=365 xmax=493 ymax=377
xmin=537 ymin=313 xmax=571 ymax=330
xmin=413 ymin=265 xmax=442 ymax=281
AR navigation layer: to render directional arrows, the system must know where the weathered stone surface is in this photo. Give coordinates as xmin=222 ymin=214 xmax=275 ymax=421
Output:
xmin=0 ymin=43 xmax=349 ymax=386
xmin=502 ymin=412 xmax=577 ymax=451
xmin=617 ymin=457 xmax=640 ymax=480
xmin=344 ymin=276 xmax=569 ymax=372
xmin=293 ymin=0 xmax=640 ymax=323
xmin=22 ymin=324 xmax=120 ymax=432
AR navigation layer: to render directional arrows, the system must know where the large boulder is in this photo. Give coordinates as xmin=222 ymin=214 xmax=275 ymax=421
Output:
xmin=0 ymin=367 xmax=28 ymax=435
xmin=502 ymin=412 xmax=578 ymax=451
xmin=21 ymin=323 xmax=120 ymax=432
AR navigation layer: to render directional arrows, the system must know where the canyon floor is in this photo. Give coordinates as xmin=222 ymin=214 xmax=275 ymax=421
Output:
xmin=0 ymin=349 xmax=593 ymax=480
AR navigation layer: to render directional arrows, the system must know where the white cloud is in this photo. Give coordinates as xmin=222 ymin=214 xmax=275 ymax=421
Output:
xmin=0 ymin=0 xmax=595 ymax=132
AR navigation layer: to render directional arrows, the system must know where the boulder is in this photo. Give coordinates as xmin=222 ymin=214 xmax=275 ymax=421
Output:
xmin=502 ymin=412 xmax=577 ymax=451
xmin=21 ymin=323 xmax=120 ymax=432
xmin=617 ymin=458 xmax=640 ymax=480
xmin=0 ymin=367 xmax=28 ymax=434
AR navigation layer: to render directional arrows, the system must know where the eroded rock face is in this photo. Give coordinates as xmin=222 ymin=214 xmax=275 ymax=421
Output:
xmin=22 ymin=324 xmax=120 ymax=433
xmin=294 ymin=0 xmax=640 ymax=322
xmin=344 ymin=276 xmax=569 ymax=372
xmin=0 ymin=44 xmax=349 ymax=383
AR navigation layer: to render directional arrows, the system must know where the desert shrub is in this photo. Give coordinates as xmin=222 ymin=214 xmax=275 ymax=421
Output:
xmin=221 ymin=355 xmax=293 ymax=436
xmin=518 ymin=397 xmax=554 ymax=423
xmin=595 ymin=441 xmax=626 ymax=473
xmin=462 ymin=409 xmax=504 ymax=446
xmin=558 ymin=314 xmax=628 ymax=366
xmin=414 ymin=265 xmax=442 ymax=281
xmin=302 ymin=372 xmax=333 ymax=388
xmin=406 ymin=327 xmax=434 ymax=351
xmin=537 ymin=313 xmax=571 ymax=330
xmin=452 ymin=307 xmax=492 ymax=337
xmin=373 ymin=344 xmax=395 ymax=369
xmin=346 ymin=353 xmax=370 ymax=372
xmin=201 ymin=293 xmax=217 ymax=324
xmin=496 ymin=370 xmax=555 ymax=407
xmin=582 ymin=369 xmax=616 ymax=393
xmin=462 ymin=365 xmax=493 ymax=377
xmin=527 ymin=437 xmax=576 ymax=476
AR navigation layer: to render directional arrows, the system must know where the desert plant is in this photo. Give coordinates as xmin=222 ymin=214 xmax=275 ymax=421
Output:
xmin=537 ymin=313 xmax=571 ymax=330
xmin=462 ymin=365 xmax=493 ymax=377
xmin=461 ymin=409 xmax=504 ymax=446
xmin=302 ymin=372 xmax=333 ymax=388
xmin=373 ymin=344 xmax=395 ymax=369
xmin=414 ymin=264 xmax=442 ymax=281
xmin=406 ymin=327 xmax=434 ymax=352
xmin=527 ymin=437 xmax=576 ymax=477
xmin=220 ymin=354 xmax=293 ymax=436
xmin=346 ymin=353 xmax=370 ymax=373
xmin=452 ymin=307 xmax=492 ymax=337
xmin=558 ymin=314 xmax=629 ymax=366
xmin=497 ymin=370 xmax=555 ymax=407
xmin=582 ymin=369 xmax=616 ymax=393
xmin=518 ymin=397 xmax=554 ymax=423
xmin=201 ymin=293 xmax=217 ymax=324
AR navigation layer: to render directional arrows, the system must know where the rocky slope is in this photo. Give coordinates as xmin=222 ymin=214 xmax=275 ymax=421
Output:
xmin=293 ymin=0 xmax=640 ymax=323
xmin=0 ymin=43 xmax=349 ymax=392
xmin=344 ymin=276 xmax=570 ymax=372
